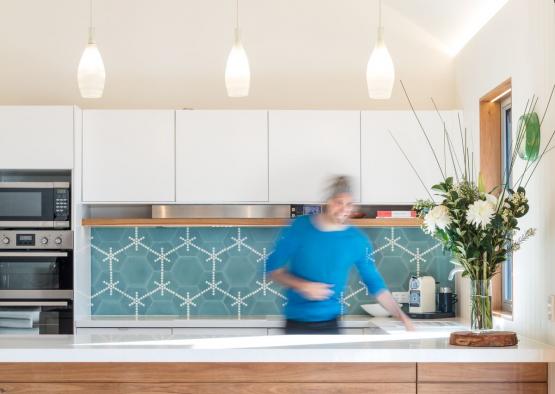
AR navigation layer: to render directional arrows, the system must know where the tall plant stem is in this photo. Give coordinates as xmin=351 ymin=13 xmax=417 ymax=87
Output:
xmin=388 ymin=130 xmax=435 ymax=201
xmin=457 ymin=113 xmax=466 ymax=179
xmin=431 ymin=98 xmax=463 ymax=180
xmin=400 ymin=80 xmax=446 ymax=180
xmin=524 ymin=127 xmax=555 ymax=187
xmin=517 ymin=84 xmax=555 ymax=187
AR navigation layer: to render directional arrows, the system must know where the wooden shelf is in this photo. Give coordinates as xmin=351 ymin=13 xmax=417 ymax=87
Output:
xmin=81 ymin=217 xmax=423 ymax=228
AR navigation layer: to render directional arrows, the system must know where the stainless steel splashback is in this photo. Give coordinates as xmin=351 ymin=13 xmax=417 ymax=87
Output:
xmin=152 ymin=205 xmax=291 ymax=219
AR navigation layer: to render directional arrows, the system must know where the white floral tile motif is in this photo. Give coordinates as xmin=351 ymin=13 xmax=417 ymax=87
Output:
xmin=91 ymin=226 xmax=450 ymax=318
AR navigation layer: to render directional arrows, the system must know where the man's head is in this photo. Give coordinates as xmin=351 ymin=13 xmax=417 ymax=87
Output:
xmin=324 ymin=176 xmax=354 ymax=224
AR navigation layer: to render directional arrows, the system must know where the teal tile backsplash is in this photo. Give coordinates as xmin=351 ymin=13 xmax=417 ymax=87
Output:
xmin=91 ymin=224 xmax=452 ymax=317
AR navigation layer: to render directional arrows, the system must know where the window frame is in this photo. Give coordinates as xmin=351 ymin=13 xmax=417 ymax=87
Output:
xmin=500 ymin=96 xmax=513 ymax=313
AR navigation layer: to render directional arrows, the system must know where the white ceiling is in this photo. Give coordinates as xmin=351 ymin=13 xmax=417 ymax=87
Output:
xmin=387 ymin=0 xmax=509 ymax=55
xmin=0 ymin=0 xmax=509 ymax=109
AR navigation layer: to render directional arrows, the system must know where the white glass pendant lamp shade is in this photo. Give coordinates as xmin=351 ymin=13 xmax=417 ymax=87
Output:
xmin=78 ymin=29 xmax=106 ymax=98
xmin=225 ymin=28 xmax=251 ymax=97
xmin=78 ymin=0 xmax=105 ymax=99
xmin=366 ymin=0 xmax=395 ymax=100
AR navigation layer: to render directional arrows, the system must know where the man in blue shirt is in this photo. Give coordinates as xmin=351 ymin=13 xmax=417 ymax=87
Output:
xmin=267 ymin=176 xmax=413 ymax=334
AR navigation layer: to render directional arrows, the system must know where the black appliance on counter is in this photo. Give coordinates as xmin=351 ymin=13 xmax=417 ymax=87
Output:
xmin=0 ymin=230 xmax=74 ymax=334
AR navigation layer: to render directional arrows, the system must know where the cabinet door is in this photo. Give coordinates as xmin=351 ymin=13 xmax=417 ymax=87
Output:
xmin=171 ymin=328 xmax=268 ymax=337
xmin=0 ymin=106 xmax=74 ymax=169
xmin=176 ymin=110 xmax=268 ymax=203
xmin=361 ymin=111 xmax=462 ymax=204
xmin=269 ymin=111 xmax=361 ymax=203
xmin=75 ymin=327 xmax=172 ymax=336
xmin=83 ymin=110 xmax=175 ymax=202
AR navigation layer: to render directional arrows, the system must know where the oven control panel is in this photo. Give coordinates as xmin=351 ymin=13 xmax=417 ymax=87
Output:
xmin=0 ymin=231 xmax=73 ymax=250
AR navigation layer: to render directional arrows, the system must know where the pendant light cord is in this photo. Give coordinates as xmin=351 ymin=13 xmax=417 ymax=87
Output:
xmin=378 ymin=0 xmax=382 ymax=29
xmin=88 ymin=0 xmax=95 ymax=43
xmin=236 ymin=0 xmax=240 ymax=29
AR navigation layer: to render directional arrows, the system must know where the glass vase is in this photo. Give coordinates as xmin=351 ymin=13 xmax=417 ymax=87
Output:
xmin=470 ymin=279 xmax=493 ymax=331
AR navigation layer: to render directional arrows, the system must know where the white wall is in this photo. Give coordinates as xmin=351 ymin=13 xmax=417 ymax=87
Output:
xmin=0 ymin=0 xmax=456 ymax=110
xmin=454 ymin=0 xmax=555 ymax=343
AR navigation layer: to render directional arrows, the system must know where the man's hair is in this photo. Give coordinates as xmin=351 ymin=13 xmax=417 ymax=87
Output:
xmin=326 ymin=175 xmax=352 ymax=200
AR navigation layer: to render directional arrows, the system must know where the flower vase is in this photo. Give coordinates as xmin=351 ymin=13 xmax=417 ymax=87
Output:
xmin=470 ymin=279 xmax=493 ymax=331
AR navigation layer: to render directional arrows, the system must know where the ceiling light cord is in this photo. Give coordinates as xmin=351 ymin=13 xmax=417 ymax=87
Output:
xmin=236 ymin=0 xmax=239 ymax=30
xmin=88 ymin=0 xmax=95 ymax=44
xmin=378 ymin=0 xmax=382 ymax=29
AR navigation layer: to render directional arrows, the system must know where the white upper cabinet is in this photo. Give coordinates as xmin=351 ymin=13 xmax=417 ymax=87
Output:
xmin=269 ymin=111 xmax=361 ymax=203
xmin=0 ymin=106 xmax=74 ymax=169
xmin=176 ymin=110 xmax=268 ymax=203
xmin=82 ymin=110 xmax=175 ymax=202
xmin=361 ymin=110 xmax=462 ymax=204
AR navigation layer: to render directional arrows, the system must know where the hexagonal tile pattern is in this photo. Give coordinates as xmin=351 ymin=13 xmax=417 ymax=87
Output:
xmin=90 ymin=225 xmax=451 ymax=318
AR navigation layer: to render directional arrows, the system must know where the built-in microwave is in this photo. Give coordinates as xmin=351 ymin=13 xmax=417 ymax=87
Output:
xmin=0 ymin=182 xmax=70 ymax=229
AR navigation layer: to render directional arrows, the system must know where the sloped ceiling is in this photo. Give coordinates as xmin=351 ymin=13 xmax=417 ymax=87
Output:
xmin=0 ymin=0 xmax=507 ymax=109
xmin=387 ymin=0 xmax=509 ymax=55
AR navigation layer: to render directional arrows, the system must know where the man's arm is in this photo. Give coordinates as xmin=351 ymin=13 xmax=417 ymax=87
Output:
xmin=269 ymin=268 xmax=333 ymax=301
xmin=376 ymin=290 xmax=414 ymax=331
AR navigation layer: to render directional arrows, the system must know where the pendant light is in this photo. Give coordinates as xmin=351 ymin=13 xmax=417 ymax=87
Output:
xmin=77 ymin=0 xmax=106 ymax=98
xmin=225 ymin=0 xmax=250 ymax=97
xmin=366 ymin=0 xmax=395 ymax=99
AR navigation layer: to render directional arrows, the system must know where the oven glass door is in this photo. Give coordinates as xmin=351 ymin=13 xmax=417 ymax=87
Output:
xmin=0 ymin=251 xmax=73 ymax=299
xmin=0 ymin=187 xmax=54 ymax=226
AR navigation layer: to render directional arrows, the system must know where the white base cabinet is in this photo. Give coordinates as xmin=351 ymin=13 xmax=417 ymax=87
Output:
xmin=75 ymin=328 xmax=173 ymax=336
xmin=0 ymin=106 xmax=74 ymax=169
xmin=82 ymin=110 xmax=175 ymax=203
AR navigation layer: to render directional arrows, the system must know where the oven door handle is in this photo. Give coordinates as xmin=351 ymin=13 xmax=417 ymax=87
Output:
xmin=0 ymin=251 xmax=68 ymax=257
xmin=0 ymin=300 xmax=69 ymax=307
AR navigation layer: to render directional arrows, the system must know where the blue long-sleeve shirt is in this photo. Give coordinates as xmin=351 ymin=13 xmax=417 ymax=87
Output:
xmin=266 ymin=215 xmax=387 ymax=322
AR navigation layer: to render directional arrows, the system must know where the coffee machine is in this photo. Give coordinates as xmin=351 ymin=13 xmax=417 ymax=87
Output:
xmin=409 ymin=276 xmax=436 ymax=314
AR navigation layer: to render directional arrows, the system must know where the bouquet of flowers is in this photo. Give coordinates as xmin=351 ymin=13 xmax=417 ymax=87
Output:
xmin=394 ymin=82 xmax=555 ymax=330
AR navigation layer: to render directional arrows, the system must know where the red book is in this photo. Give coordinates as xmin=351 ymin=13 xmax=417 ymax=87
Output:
xmin=376 ymin=210 xmax=416 ymax=218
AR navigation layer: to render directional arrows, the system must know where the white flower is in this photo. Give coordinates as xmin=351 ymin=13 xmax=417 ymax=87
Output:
xmin=424 ymin=205 xmax=452 ymax=234
xmin=466 ymin=199 xmax=496 ymax=229
xmin=484 ymin=193 xmax=497 ymax=207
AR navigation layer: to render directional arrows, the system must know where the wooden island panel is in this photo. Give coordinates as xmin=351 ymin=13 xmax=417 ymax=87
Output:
xmin=418 ymin=383 xmax=547 ymax=394
xmin=0 ymin=362 xmax=547 ymax=394
xmin=418 ymin=362 xmax=548 ymax=382
xmin=0 ymin=382 xmax=416 ymax=394
xmin=0 ymin=362 xmax=416 ymax=383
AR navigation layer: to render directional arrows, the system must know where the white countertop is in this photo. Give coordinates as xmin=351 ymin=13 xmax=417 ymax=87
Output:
xmin=76 ymin=315 xmax=379 ymax=328
xmin=2 ymin=320 xmax=555 ymax=363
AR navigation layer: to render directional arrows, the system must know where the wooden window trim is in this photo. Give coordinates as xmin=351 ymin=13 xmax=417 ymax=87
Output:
xmin=479 ymin=78 xmax=513 ymax=318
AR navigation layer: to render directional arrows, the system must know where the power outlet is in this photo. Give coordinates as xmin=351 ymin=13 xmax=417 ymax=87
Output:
xmin=392 ymin=291 xmax=409 ymax=304
xmin=548 ymin=295 xmax=555 ymax=322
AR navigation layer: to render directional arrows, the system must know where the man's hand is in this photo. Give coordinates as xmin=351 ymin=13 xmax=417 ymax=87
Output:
xmin=400 ymin=313 xmax=415 ymax=331
xmin=269 ymin=269 xmax=334 ymax=301
xmin=297 ymin=282 xmax=334 ymax=301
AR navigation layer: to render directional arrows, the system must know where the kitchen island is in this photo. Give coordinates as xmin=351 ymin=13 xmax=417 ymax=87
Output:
xmin=0 ymin=330 xmax=552 ymax=394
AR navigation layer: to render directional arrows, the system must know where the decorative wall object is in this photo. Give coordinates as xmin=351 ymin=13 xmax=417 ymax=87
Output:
xmin=91 ymin=226 xmax=450 ymax=318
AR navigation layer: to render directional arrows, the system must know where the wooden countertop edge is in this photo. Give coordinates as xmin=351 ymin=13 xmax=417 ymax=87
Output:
xmin=81 ymin=217 xmax=424 ymax=228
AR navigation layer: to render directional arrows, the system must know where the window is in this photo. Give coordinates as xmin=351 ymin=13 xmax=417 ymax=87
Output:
xmin=479 ymin=77 xmax=512 ymax=317
xmin=500 ymin=97 xmax=513 ymax=313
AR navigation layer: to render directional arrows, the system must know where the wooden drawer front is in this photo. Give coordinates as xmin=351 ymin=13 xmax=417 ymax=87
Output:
xmin=0 ymin=382 xmax=416 ymax=394
xmin=418 ymin=383 xmax=547 ymax=394
xmin=418 ymin=363 xmax=547 ymax=382
xmin=0 ymin=363 xmax=416 ymax=383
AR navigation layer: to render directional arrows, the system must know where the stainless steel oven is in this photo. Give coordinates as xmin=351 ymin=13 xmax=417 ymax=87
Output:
xmin=0 ymin=230 xmax=73 ymax=334
xmin=0 ymin=182 xmax=70 ymax=229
